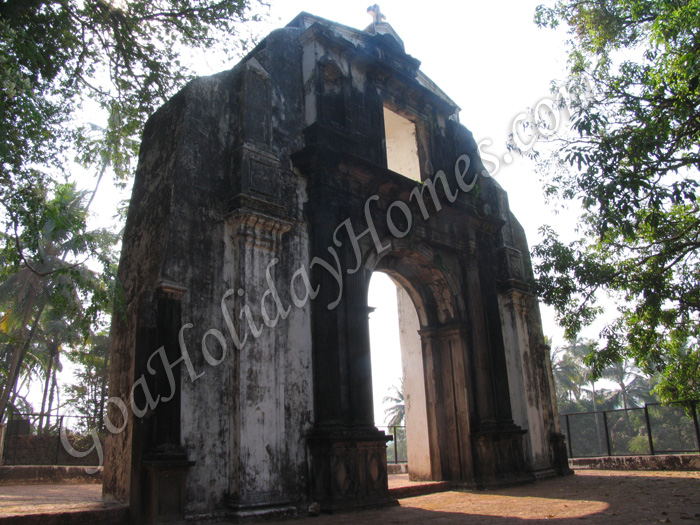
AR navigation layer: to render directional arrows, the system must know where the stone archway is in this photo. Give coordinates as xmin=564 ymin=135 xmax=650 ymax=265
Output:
xmin=297 ymin=133 xmax=540 ymax=507
xmin=102 ymin=11 xmax=569 ymax=523
xmin=368 ymin=271 xmax=432 ymax=481
xmin=370 ymin=246 xmax=474 ymax=483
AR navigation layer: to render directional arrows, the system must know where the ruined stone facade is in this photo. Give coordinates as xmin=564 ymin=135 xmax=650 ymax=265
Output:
xmin=103 ymin=12 xmax=569 ymax=523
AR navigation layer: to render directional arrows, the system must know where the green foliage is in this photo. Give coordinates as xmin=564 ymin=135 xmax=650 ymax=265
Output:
xmin=64 ymin=333 xmax=110 ymax=433
xmin=551 ymin=338 xmax=658 ymax=413
xmin=0 ymin=0 xmax=262 ymax=421
xmin=0 ymin=184 xmax=117 ymax=420
xmin=600 ymin=360 xmax=657 ymax=409
xmin=1 ymin=1 xmax=260 ymax=191
xmin=532 ymin=0 xmax=700 ymax=402
xmin=385 ymin=425 xmax=407 ymax=464
xmin=0 ymin=183 xmax=117 ymax=333
xmin=628 ymin=434 xmax=650 ymax=455
xmin=0 ymin=0 xmax=262 ymax=270
xmin=383 ymin=379 xmax=405 ymax=428
xmin=647 ymin=402 xmax=699 ymax=452
xmin=564 ymin=401 xmax=698 ymax=457
xmin=551 ymin=340 xmax=595 ymax=411
xmin=652 ymin=340 xmax=700 ymax=404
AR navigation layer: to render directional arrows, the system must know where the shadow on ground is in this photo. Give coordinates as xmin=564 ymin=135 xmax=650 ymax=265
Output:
xmin=0 ymin=470 xmax=698 ymax=524
xmin=288 ymin=470 xmax=700 ymax=524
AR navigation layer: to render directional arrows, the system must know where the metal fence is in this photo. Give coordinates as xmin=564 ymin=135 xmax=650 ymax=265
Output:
xmin=560 ymin=402 xmax=700 ymax=458
xmin=1 ymin=412 xmax=103 ymax=466
xmin=378 ymin=425 xmax=407 ymax=464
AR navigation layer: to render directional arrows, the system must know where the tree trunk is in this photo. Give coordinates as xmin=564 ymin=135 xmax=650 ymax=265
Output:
xmin=98 ymin=351 xmax=110 ymax=431
xmin=0 ymin=303 xmax=45 ymax=421
xmin=38 ymin=342 xmax=57 ymax=433
xmin=8 ymin=374 xmax=29 ymax=414
xmin=45 ymin=367 xmax=58 ymax=431
xmin=591 ymin=381 xmax=605 ymax=454
xmin=0 ymin=344 xmax=20 ymax=419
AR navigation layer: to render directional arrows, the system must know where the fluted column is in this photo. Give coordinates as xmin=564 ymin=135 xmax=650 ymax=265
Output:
xmin=346 ymin=266 xmax=375 ymax=428
xmin=151 ymin=282 xmax=188 ymax=456
xmin=307 ymin=193 xmax=344 ymax=428
xmin=420 ymin=324 xmax=473 ymax=481
xmin=463 ymin=246 xmax=498 ymax=429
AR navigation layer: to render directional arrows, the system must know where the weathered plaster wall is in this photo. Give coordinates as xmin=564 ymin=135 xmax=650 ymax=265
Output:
xmin=493 ymin=187 xmax=559 ymax=475
xmin=104 ymin=86 xmax=190 ymax=507
xmin=105 ymin=10 xmax=567 ymax=519
xmin=172 ymin=27 xmax=316 ymax=514
xmin=396 ymin=285 xmax=431 ymax=480
xmin=104 ymin=26 xmax=316 ymax=517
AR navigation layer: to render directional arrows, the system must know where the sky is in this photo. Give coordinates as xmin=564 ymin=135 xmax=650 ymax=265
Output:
xmin=59 ymin=0 xmax=583 ymax=424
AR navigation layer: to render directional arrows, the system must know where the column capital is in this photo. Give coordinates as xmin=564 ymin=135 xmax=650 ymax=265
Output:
xmin=226 ymin=209 xmax=292 ymax=253
xmin=418 ymin=322 xmax=469 ymax=339
xmin=499 ymin=288 xmax=534 ymax=316
xmin=155 ymin=280 xmax=187 ymax=299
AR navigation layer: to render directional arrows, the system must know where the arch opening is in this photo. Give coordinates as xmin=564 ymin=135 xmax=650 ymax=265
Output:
xmin=365 ymin=245 xmax=477 ymax=482
xmin=368 ymin=271 xmax=432 ymax=481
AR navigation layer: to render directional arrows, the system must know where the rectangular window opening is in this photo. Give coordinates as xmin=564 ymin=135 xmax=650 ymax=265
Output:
xmin=383 ymin=106 xmax=421 ymax=182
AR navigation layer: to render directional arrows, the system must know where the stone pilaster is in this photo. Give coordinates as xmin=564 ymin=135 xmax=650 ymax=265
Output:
xmin=419 ymin=324 xmax=473 ymax=482
xmin=463 ymin=244 xmax=498 ymax=429
xmin=141 ymin=282 xmax=194 ymax=524
xmin=224 ymin=208 xmax=295 ymax=515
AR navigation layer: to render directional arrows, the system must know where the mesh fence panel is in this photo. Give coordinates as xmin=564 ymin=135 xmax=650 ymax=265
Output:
xmin=380 ymin=426 xmax=407 ymax=464
xmin=564 ymin=412 xmax=608 ymax=457
xmin=561 ymin=403 xmax=700 ymax=458
xmin=647 ymin=404 xmax=698 ymax=453
xmin=605 ymin=408 xmax=649 ymax=455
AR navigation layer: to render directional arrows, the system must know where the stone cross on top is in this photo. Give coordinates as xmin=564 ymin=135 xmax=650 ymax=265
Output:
xmin=367 ymin=4 xmax=387 ymax=24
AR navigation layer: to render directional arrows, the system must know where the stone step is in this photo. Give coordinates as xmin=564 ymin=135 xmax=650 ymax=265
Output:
xmin=0 ymin=506 xmax=129 ymax=525
xmin=0 ymin=466 xmax=102 ymax=486
xmin=0 ymin=483 xmax=128 ymax=525
xmin=388 ymin=480 xmax=452 ymax=499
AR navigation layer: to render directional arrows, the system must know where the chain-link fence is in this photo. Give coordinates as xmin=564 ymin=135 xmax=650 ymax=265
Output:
xmin=1 ymin=412 xmax=103 ymax=466
xmin=560 ymin=402 xmax=700 ymax=458
xmin=378 ymin=425 xmax=407 ymax=464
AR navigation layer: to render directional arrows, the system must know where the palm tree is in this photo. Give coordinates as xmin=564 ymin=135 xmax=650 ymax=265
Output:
xmin=551 ymin=338 xmax=602 ymax=412
xmin=0 ymin=184 xmax=117 ymax=421
xmin=600 ymin=360 xmax=657 ymax=410
xmin=0 ymin=279 xmax=49 ymax=421
xmin=64 ymin=334 xmax=111 ymax=433
xmin=551 ymin=345 xmax=587 ymax=405
xmin=383 ymin=379 xmax=405 ymax=429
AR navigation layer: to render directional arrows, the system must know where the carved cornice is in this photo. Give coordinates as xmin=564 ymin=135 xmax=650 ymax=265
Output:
xmin=419 ymin=322 xmax=469 ymax=339
xmin=293 ymin=142 xmax=505 ymax=235
xmin=227 ymin=209 xmax=292 ymax=253
xmin=499 ymin=288 xmax=535 ymax=316
xmin=155 ymin=280 xmax=188 ymax=299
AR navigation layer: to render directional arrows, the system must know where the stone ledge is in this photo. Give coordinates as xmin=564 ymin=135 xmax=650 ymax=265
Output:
xmin=388 ymin=481 xmax=452 ymax=499
xmin=0 ymin=466 xmax=102 ymax=486
xmin=0 ymin=506 xmax=128 ymax=525
xmin=570 ymin=454 xmax=700 ymax=471
xmin=387 ymin=463 xmax=408 ymax=474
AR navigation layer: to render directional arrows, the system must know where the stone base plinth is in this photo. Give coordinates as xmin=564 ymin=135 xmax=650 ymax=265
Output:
xmin=550 ymin=432 xmax=574 ymax=476
xmin=472 ymin=426 xmax=535 ymax=488
xmin=143 ymin=457 xmax=194 ymax=523
xmin=225 ymin=503 xmax=298 ymax=523
xmin=307 ymin=427 xmax=398 ymax=513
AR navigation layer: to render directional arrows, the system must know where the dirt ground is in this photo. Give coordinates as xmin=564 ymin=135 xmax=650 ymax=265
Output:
xmin=288 ymin=470 xmax=700 ymax=524
xmin=0 ymin=469 xmax=698 ymax=523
